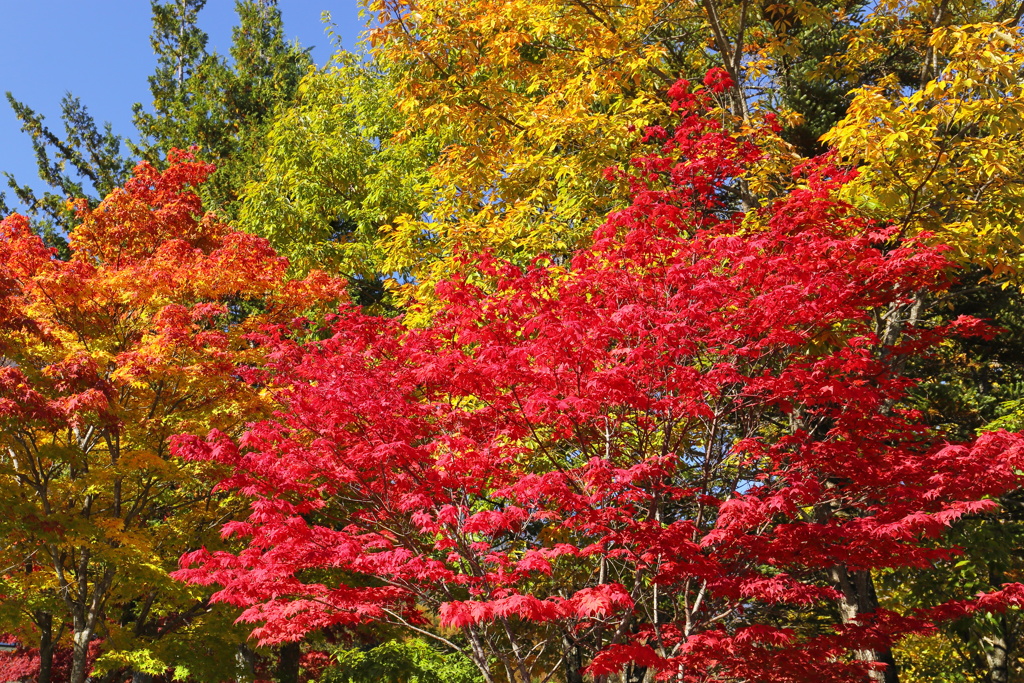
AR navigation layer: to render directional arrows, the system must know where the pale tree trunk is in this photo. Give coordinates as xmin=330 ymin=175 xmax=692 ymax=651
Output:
xmin=981 ymin=606 xmax=1015 ymax=683
xmin=67 ymin=566 xmax=115 ymax=683
xmin=69 ymin=628 xmax=91 ymax=683
xmin=981 ymin=562 xmax=1016 ymax=683
xmin=464 ymin=626 xmax=496 ymax=683
xmin=236 ymin=644 xmax=257 ymax=683
xmin=624 ymin=662 xmax=648 ymax=683
xmin=983 ymin=632 xmax=1009 ymax=683
xmin=830 ymin=566 xmax=899 ymax=683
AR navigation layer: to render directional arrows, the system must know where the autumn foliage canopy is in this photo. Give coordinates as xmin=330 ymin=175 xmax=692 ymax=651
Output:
xmin=4 ymin=1 xmax=1024 ymax=679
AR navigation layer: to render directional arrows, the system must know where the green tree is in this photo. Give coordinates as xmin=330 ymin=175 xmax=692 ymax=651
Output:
xmin=0 ymin=93 xmax=134 ymax=256
xmin=237 ymin=47 xmax=442 ymax=308
xmin=132 ymin=0 xmax=312 ymax=221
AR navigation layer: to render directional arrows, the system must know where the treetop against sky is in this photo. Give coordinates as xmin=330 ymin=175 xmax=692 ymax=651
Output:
xmin=0 ymin=1 xmax=363 ymax=209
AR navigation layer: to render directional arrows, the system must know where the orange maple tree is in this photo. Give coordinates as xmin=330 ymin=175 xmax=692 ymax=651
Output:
xmin=0 ymin=151 xmax=345 ymax=683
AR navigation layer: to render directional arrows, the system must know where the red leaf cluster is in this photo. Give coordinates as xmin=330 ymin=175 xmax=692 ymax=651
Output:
xmin=173 ymin=86 xmax=1024 ymax=681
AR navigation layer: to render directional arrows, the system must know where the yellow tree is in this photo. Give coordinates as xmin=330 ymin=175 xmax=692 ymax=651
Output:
xmin=365 ymin=0 xmax=694 ymax=304
xmin=352 ymin=0 xmax=933 ymax=304
xmin=824 ymin=22 xmax=1024 ymax=275
xmin=0 ymin=152 xmax=344 ymax=683
xmin=251 ymin=1 xmax=977 ymax=303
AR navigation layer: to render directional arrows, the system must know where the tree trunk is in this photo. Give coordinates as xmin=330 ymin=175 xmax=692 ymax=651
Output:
xmin=69 ymin=627 xmax=93 ymax=683
xmin=131 ymin=671 xmax=155 ymax=683
xmin=236 ymin=644 xmax=257 ymax=683
xmin=983 ymin=625 xmax=1010 ymax=683
xmin=67 ymin=566 xmax=115 ymax=683
xmin=562 ymin=632 xmax=584 ymax=683
xmin=35 ymin=610 xmax=54 ymax=683
xmin=275 ymin=642 xmax=301 ymax=683
xmin=625 ymin=662 xmax=648 ymax=683
xmin=981 ymin=566 xmax=1016 ymax=683
xmin=831 ymin=565 xmax=899 ymax=683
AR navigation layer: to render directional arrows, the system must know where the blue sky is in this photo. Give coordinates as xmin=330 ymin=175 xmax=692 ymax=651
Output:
xmin=0 ymin=1 xmax=365 ymax=209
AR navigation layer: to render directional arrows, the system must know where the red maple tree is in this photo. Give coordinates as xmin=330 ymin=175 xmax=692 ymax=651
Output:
xmin=174 ymin=78 xmax=1024 ymax=683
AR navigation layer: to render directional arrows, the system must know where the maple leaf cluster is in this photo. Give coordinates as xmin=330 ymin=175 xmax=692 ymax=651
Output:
xmin=170 ymin=83 xmax=1024 ymax=682
xmin=0 ymin=151 xmax=346 ymax=683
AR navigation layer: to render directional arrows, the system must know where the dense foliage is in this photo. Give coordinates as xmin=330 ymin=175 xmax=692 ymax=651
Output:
xmin=0 ymin=154 xmax=344 ymax=683
xmin=2 ymin=1 xmax=1024 ymax=682
xmin=173 ymin=81 xmax=1024 ymax=683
